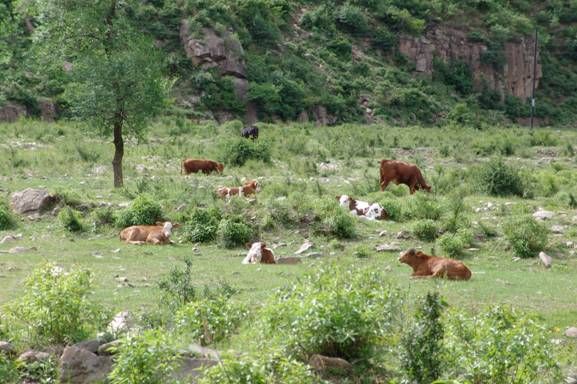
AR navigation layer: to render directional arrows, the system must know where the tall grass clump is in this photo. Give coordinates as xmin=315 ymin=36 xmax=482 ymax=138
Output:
xmin=475 ymin=158 xmax=526 ymax=197
xmin=404 ymin=193 xmax=442 ymax=221
xmin=115 ymin=194 xmax=163 ymax=227
xmin=313 ymin=198 xmax=356 ymax=239
xmin=217 ymin=215 xmax=253 ymax=248
xmin=58 ymin=207 xmax=85 ymax=232
xmin=503 ymin=216 xmax=548 ymax=258
xmin=221 ymin=138 xmax=271 ymax=167
xmin=258 ymin=265 xmax=401 ymax=360
xmin=412 ymin=219 xmax=439 ymax=241
xmin=0 ymin=202 xmax=16 ymax=230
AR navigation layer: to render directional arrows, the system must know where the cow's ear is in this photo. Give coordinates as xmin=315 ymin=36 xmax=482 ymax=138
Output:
xmin=416 ymin=251 xmax=426 ymax=257
xmin=335 ymin=195 xmax=341 ymax=200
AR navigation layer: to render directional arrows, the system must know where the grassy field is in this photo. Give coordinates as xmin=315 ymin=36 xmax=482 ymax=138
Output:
xmin=1 ymin=119 xmax=577 ymax=379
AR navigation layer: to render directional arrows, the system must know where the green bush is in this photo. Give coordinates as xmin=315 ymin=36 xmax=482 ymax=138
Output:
xmin=90 ymin=206 xmax=115 ymax=229
xmin=437 ymin=232 xmax=466 ymax=258
xmin=217 ymin=216 xmax=253 ymax=248
xmin=0 ymin=203 xmax=16 ymax=230
xmin=158 ymin=256 xmax=197 ymax=310
xmin=475 ymin=158 xmax=526 ymax=197
xmin=503 ymin=216 xmax=548 ymax=258
xmin=3 ymin=263 xmax=105 ymax=345
xmin=377 ymin=196 xmax=404 ymax=221
xmin=115 ymin=194 xmax=163 ymax=227
xmin=335 ymin=4 xmax=368 ymax=34
xmin=221 ymin=138 xmax=272 ymax=167
xmin=18 ymin=356 xmax=58 ymax=384
xmin=401 ymin=292 xmax=447 ymax=384
xmin=175 ymin=290 xmax=247 ymax=346
xmin=434 ymin=59 xmax=473 ymax=95
xmin=353 ymin=244 xmax=371 ymax=258
xmin=314 ymin=198 xmax=356 ymax=239
xmin=404 ymin=193 xmax=442 ymax=221
xmin=0 ymin=355 xmax=18 ymax=383
xmin=182 ymin=207 xmax=221 ymax=243
xmin=199 ymin=353 xmax=319 ymax=384
xmin=412 ymin=219 xmax=439 ymax=241
xmin=258 ymin=265 xmax=401 ymax=360
xmin=58 ymin=207 xmax=85 ymax=232
xmin=108 ymin=330 xmax=179 ymax=384
xmin=445 ymin=306 xmax=561 ymax=383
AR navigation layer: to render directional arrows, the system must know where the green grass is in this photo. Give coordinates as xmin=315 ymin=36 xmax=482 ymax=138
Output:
xmin=1 ymin=119 xmax=577 ymax=371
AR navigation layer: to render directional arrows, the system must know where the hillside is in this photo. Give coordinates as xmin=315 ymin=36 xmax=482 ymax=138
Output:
xmin=2 ymin=0 xmax=577 ymax=126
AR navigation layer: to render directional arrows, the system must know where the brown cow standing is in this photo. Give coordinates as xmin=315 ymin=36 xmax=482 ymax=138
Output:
xmin=379 ymin=160 xmax=431 ymax=194
xmin=398 ymin=249 xmax=472 ymax=280
xmin=181 ymin=159 xmax=224 ymax=175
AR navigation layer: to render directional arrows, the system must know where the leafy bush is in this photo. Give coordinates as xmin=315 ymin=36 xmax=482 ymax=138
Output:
xmin=217 ymin=216 xmax=253 ymax=248
xmin=115 ymin=194 xmax=163 ymax=227
xmin=158 ymin=256 xmax=197 ymax=310
xmin=18 ymin=355 xmax=58 ymax=384
xmin=335 ymin=4 xmax=368 ymax=34
xmin=404 ymin=193 xmax=442 ymax=220
xmin=58 ymin=207 xmax=85 ymax=232
xmin=445 ymin=306 xmax=561 ymax=383
xmin=108 ymin=330 xmax=179 ymax=384
xmin=199 ymin=353 xmax=319 ymax=384
xmin=90 ymin=206 xmax=115 ymax=228
xmin=412 ymin=219 xmax=439 ymax=241
xmin=401 ymin=292 xmax=447 ymax=384
xmin=221 ymin=138 xmax=271 ymax=167
xmin=475 ymin=158 xmax=526 ymax=197
xmin=353 ymin=244 xmax=371 ymax=258
xmin=377 ymin=196 xmax=404 ymax=221
xmin=437 ymin=232 xmax=466 ymax=258
xmin=3 ymin=263 xmax=105 ymax=345
xmin=182 ymin=207 xmax=221 ymax=243
xmin=528 ymin=130 xmax=558 ymax=146
xmin=442 ymin=191 xmax=470 ymax=233
xmin=503 ymin=216 xmax=548 ymax=258
xmin=175 ymin=289 xmax=247 ymax=346
xmin=314 ymin=198 xmax=356 ymax=239
xmin=434 ymin=59 xmax=473 ymax=95
xmin=258 ymin=265 xmax=401 ymax=360
xmin=0 ymin=355 xmax=18 ymax=383
xmin=0 ymin=202 xmax=16 ymax=230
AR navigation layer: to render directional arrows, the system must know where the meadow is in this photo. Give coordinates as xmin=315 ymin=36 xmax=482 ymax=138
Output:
xmin=1 ymin=119 xmax=576 ymax=382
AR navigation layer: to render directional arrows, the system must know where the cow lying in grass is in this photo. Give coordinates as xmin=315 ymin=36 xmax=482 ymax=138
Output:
xmin=119 ymin=222 xmax=179 ymax=245
xmin=242 ymin=242 xmax=276 ymax=264
xmin=216 ymin=180 xmax=260 ymax=199
xmin=181 ymin=159 xmax=224 ymax=175
xmin=337 ymin=195 xmax=387 ymax=220
xmin=398 ymin=248 xmax=472 ymax=280
xmin=379 ymin=160 xmax=431 ymax=194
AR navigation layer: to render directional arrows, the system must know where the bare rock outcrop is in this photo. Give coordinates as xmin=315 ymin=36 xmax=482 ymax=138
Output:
xmin=10 ymin=188 xmax=59 ymax=216
xmin=0 ymin=103 xmax=26 ymax=122
xmin=59 ymin=346 xmax=113 ymax=384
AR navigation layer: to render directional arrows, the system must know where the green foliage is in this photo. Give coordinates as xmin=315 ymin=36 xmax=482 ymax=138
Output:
xmin=335 ymin=4 xmax=368 ymax=34
xmin=405 ymin=193 xmax=442 ymax=220
xmin=182 ymin=207 xmax=221 ymax=243
xmin=108 ymin=329 xmax=179 ymax=384
xmin=18 ymin=356 xmax=58 ymax=384
xmin=503 ymin=216 xmax=548 ymax=258
xmin=314 ymin=198 xmax=356 ymax=239
xmin=475 ymin=158 xmax=526 ymax=197
xmin=199 ymin=353 xmax=320 ymax=384
xmin=0 ymin=354 xmax=18 ymax=384
xmin=258 ymin=265 xmax=401 ymax=360
xmin=217 ymin=216 xmax=253 ymax=248
xmin=2 ymin=263 xmax=105 ymax=345
xmin=353 ymin=244 xmax=371 ymax=258
xmin=412 ymin=219 xmax=439 ymax=241
xmin=158 ymin=256 xmax=197 ymax=310
xmin=58 ymin=207 xmax=85 ymax=232
xmin=221 ymin=138 xmax=272 ymax=167
xmin=434 ymin=59 xmax=474 ymax=95
xmin=401 ymin=292 xmax=447 ymax=384
xmin=437 ymin=232 xmax=466 ymax=258
xmin=116 ymin=194 xmax=163 ymax=227
xmin=445 ymin=307 xmax=561 ymax=383
xmin=90 ymin=206 xmax=116 ymax=230
xmin=0 ymin=202 xmax=16 ymax=230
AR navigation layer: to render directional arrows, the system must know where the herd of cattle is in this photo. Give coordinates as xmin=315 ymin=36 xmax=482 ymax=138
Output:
xmin=119 ymin=131 xmax=471 ymax=281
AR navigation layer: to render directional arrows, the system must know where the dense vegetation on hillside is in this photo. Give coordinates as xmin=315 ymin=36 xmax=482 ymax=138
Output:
xmin=2 ymin=0 xmax=577 ymax=125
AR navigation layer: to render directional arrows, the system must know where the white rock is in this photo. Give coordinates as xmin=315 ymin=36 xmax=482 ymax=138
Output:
xmin=533 ymin=208 xmax=554 ymax=221
xmin=295 ymin=240 xmax=314 ymax=255
xmin=538 ymin=252 xmax=553 ymax=268
xmin=378 ymin=230 xmax=388 ymax=237
xmin=375 ymin=243 xmax=402 ymax=252
xmin=550 ymin=225 xmax=566 ymax=234
xmin=0 ymin=233 xmax=23 ymax=244
xmin=565 ymin=327 xmax=577 ymax=338
xmin=107 ymin=311 xmax=135 ymax=335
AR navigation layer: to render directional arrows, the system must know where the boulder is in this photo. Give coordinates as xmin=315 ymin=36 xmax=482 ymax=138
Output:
xmin=73 ymin=339 xmax=104 ymax=354
xmin=532 ymin=208 xmax=554 ymax=221
xmin=308 ymin=354 xmax=352 ymax=372
xmin=107 ymin=311 xmax=136 ymax=336
xmin=538 ymin=252 xmax=553 ymax=268
xmin=0 ymin=103 xmax=26 ymax=122
xmin=396 ymin=230 xmax=411 ymax=240
xmin=0 ymin=341 xmax=15 ymax=356
xmin=181 ymin=343 xmax=220 ymax=360
xmin=550 ymin=225 xmax=566 ymax=234
xmin=565 ymin=327 xmax=577 ymax=338
xmin=10 ymin=188 xmax=58 ymax=216
xmin=38 ymin=98 xmax=57 ymax=122
xmin=0 ymin=233 xmax=23 ymax=244
xmin=59 ymin=346 xmax=113 ymax=384
xmin=295 ymin=240 xmax=314 ymax=255
xmin=18 ymin=350 xmax=51 ymax=363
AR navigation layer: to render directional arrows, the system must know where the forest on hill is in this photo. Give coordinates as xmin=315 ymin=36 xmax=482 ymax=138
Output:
xmin=2 ymin=0 xmax=577 ymax=126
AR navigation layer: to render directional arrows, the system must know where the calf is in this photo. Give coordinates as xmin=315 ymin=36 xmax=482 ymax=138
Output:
xmin=398 ymin=248 xmax=472 ymax=280
xmin=241 ymin=125 xmax=259 ymax=140
xmin=337 ymin=195 xmax=387 ymax=220
xmin=216 ymin=180 xmax=260 ymax=199
xmin=119 ymin=222 xmax=178 ymax=245
xmin=181 ymin=159 xmax=224 ymax=175
xmin=379 ymin=160 xmax=431 ymax=194
xmin=242 ymin=242 xmax=276 ymax=264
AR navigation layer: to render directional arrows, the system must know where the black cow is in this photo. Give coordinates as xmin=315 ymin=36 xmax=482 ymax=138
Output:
xmin=241 ymin=125 xmax=259 ymax=140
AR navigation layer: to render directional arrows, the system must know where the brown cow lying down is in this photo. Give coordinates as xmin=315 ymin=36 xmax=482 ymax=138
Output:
xmin=216 ymin=180 xmax=260 ymax=199
xmin=336 ymin=195 xmax=387 ymax=220
xmin=181 ymin=159 xmax=224 ymax=175
xmin=379 ymin=160 xmax=431 ymax=194
xmin=242 ymin=242 xmax=276 ymax=264
xmin=119 ymin=222 xmax=179 ymax=245
xmin=398 ymin=249 xmax=472 ymax=280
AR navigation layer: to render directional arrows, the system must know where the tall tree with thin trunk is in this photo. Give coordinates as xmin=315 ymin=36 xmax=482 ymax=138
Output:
xmin=29 ymin=0 xmax=168 ymax=187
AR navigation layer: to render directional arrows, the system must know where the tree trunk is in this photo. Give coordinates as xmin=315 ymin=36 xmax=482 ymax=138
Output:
xmin=112 ymin=118 xmax=124 ymax=188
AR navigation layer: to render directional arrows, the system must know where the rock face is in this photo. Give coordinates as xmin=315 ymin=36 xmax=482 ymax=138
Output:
xmin=18 ymin=350 xmax=51 ymax=363
xmin=532 ymin=208 xmax=554 ymax=221
xmin=10 ymin=188 xmax=59 ymax=216
xmin=0 ymin=341 xmax=15 ymax=356
xmin=38 ymin=99 xmax=57 ymax=122
xmin=399 ymin=26 xmax=541 ymax=99
xmin=0 ymin=103 xmax=26 ymax=122
xmin=309 ymin=354 xmax=352 ymax=372
xmin=59 ymin=346 xmax=113 ymax=384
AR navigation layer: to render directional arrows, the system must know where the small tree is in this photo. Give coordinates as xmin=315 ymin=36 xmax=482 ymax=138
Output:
xmin=31 ymin=0 xmax=169 ymax=187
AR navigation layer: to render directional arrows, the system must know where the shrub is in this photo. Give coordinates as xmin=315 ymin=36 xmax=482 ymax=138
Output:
xmin=377 ymin=196 xmax=404 ymax=221
xmin=437 ymin=232 xmax=466 ymax=258
xmin=90 ymin=206 xmax=115 ymax=228
xmin=442 ymin=192 xmax=470 ymax=233
xmin=353 ymin=244 xmax=371 ymax=258
xmin=115 ymin=194 xmax=163 ymax=227
xmin=199 ymin=353 xmax=319 ymax=384
xmin=445 ymin=306 xmax=561 ymax=383
xmin=0 ymin=202 xmax=16 ymax=230
xmin=0 ymin=355 xmax=18 ymax=383
xmin=221 ymin=138 xmax=271 ymax=167
xmin=528 ymin=130 xmax=558 ymax=146
xmin=335 ymin=4 xmax=368 ymax=34
xmin=182 ymin=207 xmax=221 ymax=243
xmin=434 ymin=59 xmax=473 ymax=95
xmin=314 ymin=198 xmax=356 ymax=239
xmin=217 ymin=216 xmax=253 ymax=248
xmin=258 ymin=265 xmax=401 ymax=360
xmin=404 ymin=193 xmax=442 ymax=220
xmin=158 ymin=256 xmax=197 ymax=310
xmin=475 ymin=158 xmax=525 ymax=197
xmin=108 ymin=330 xmax=179 ymax=384
xmin=401 ymin=292 xmax=447 ymax=384
xmin=58 ymin=207 xmax=85 ymax=232
xmin=412 ymin=219 xmax=439 ymax=241
xmin=503 ymin=216 xmax=548 ymax=258
xmin=19 ymin=355 xmax=58 ymax=384
xmin=175 ymin=290 xmax=247 ymax=346
xmin=3 ymin=263 xmax=105 ymax=345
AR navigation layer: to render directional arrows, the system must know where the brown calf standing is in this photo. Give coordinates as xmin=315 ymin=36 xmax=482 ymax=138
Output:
xmin=379 ymin=160 xmax=431 ymax=194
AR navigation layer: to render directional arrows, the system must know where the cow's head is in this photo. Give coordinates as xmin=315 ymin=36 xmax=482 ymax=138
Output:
xmin=366 ymin=203 xmax=387 ymax=220
xmin=216 ymin=162 xmax=225 ymax=174
xmin=398 ymin=248 xmax=426 ymax=265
